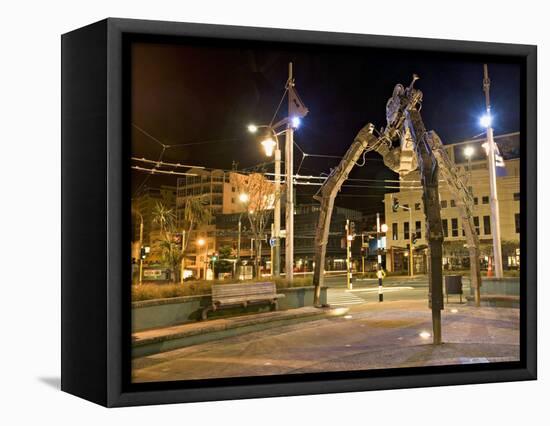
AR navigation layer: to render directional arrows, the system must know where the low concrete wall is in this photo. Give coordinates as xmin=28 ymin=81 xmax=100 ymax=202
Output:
xmin=132 ymin=286 xmax=327 ymax=332
xmin=470 ymin=278 xmax=520 ymax=296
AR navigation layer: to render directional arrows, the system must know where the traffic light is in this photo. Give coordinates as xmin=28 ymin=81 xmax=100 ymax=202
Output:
xmin=392 ymin=197 xmax=400 ymax=212
xmin=211 ymin=253 xmax=218 ymax=262
xmin=140 ymin=246 xmax=150 ymax=259
xmin=349 ymin=221 xmax=356 ymax=235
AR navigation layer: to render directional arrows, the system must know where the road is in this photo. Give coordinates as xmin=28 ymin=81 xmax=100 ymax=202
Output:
xmin=324 ymin=274 xmax=471 ymax=306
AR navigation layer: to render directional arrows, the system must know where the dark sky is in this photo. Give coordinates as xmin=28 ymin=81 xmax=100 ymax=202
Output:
xmin=130 ymin=38 xmax=521 ymax=214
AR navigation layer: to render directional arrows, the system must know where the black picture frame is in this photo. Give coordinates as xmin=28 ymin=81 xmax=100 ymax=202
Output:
xmin=61 ymin=17 xmax=537 ymax=407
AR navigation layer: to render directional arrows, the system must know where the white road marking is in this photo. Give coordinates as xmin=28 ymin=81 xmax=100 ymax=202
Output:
xmin=347 ymin=286 xmax=414 ymax=293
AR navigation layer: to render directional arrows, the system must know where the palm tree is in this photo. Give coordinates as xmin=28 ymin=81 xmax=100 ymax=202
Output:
xmin=151 ymin=202 xmax=179 ymax=281
xmin=152 ymin=202 xmax=176 ymax=241
xmin=151 ymin=198 xmax=213 ymax=283
xmin=181 ymin=197 xmax=213 ymax=252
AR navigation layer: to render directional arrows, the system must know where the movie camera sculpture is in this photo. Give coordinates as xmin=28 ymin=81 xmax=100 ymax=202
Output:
xmin=312 ymin=75 xmax=482 ymax=344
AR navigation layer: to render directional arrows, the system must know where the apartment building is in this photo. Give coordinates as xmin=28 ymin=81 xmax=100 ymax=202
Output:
xmin=384 ymin=132 xmax=520 ymax=274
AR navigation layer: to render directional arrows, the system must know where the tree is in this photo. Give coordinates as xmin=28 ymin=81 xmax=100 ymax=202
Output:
xmin=232 ymin=171 xmax=277 ymax=278
xmin=151 ymin=198 xmax=212 ymax=283
xmin=214 ymin=245 xmax=234 ymax=276
xmin=151 ymin=202 xmax=181 ymax=282
xmin=180 ymin=197 xmax=213 ymax=253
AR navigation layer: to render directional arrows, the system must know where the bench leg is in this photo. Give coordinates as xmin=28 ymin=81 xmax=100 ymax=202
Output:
xmin=272 ymin=300 xmax=278 ymax=311
xmin=201 ymin=306 xmax=212 ymax=321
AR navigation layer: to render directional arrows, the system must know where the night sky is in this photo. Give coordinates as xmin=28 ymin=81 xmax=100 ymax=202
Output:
xmin=131 ymin=38 xmax=521 ymax=215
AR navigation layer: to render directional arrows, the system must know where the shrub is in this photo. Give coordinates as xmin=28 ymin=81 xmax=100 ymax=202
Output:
xmin=131 ymin=276 xmax=313 ymax=302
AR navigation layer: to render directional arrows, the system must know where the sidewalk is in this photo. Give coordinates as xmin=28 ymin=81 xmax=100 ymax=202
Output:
xmin=133 ymin=306 xmax=349 ymax=358
xmin=132 ymin=300 xmax=520 ymax=383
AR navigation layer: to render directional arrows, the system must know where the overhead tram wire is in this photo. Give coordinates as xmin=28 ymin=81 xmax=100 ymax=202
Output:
xmin=131 ymin=157 xmax=205 ymax=169
xmin=131 ymin=123 xmax=243 ymax=196
xmin=132 ymin=123 xmax=240 ymax=149
xmin=131 ymin=166 xmax=198 ymax=177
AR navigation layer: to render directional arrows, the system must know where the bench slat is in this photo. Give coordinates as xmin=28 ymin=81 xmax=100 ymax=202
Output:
xmin=203 ymin=282 xmax=283 ymax=320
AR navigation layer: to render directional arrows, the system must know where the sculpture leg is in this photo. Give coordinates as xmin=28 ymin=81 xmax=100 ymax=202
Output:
xmin=406 ymin=109 xmax=444 ymax=345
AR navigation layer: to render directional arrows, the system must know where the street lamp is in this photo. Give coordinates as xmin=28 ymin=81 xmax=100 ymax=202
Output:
xmin=464 ymin=146 xmax=475 ymax=159
xmin=247 ymin=123 xmax=284 ymax=278
xmin=238 ymin=192 xmax=249 ymax=203
xmin=464 ymin=146 xmax=475 ymax=189
xmin=479 ymin=113 xmax=492 ymax=128
xmin=132 ymin=208 xmax=144 ymax=285
xmin=260 ymin=137 xmax=277 ymax=157
xmin=196 ymin=238 xmax=207 ymax=279
xmin=236 ymin=193 xmax=250 ymax=278
xmin=381 ymin=223 xmax=389 ymax=233
xmin=247 ymin=62 xmax=308 ymax=282
xmin=482 ymin=64 xmax=503 ymax=278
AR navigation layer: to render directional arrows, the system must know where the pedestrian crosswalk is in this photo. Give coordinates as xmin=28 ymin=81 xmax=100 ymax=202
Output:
xmin=327 ymin=289 xmax=365 ymax=306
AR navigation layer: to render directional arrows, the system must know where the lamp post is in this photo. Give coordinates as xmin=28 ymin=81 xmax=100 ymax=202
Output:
xmin=482 ymin=64 xmax=503 ymax=279
xmin=345 ymin=220 xmax=353 ymax=290
xmin=376 ymin=214 xmax=388 ymax=302
xmin=247 ymin=126 xmax=281 ymax=277
xmin=196 ymin=238 xmax=206 ymax=280
xmin=247 ymin=62 xmax=308 ymax=283
xmin=236 ymin=192 xmax=249 ymax=279
xmin=132 ymin=208 xmax=144 ymax=285
xmin=464 ymin=145 xmax=475 ymax=191
xmin=392 ymin=196 xmax=414 ymax=277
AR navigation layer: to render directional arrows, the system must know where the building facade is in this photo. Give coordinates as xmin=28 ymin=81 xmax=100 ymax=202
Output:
xmin=175 ymin=169 xmax=275 ymax=278
xmin=384 ymin=132 xmax=520 ymax=274
xmin=202 ymin=203 xmax=365 ymax=276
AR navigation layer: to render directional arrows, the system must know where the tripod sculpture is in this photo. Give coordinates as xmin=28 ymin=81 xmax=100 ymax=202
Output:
xmin=313 ymin=75 xmax=482 ymax=344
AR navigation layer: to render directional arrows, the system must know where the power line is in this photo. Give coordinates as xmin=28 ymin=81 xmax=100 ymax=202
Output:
xmin=132 ymin=157 xmax=205 ymax=169
xmin=132 ymin=166 xmax=198 ymax=176
xmin=132 ymin=123 xmax=240 ymax=149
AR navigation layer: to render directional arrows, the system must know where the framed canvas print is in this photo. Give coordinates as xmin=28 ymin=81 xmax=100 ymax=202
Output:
xmin=61 ymin=18 xmax=537 ymax=407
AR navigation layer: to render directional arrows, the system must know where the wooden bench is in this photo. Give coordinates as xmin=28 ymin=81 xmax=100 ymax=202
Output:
xmin=201 ymin=282 xmax=285 ymax=320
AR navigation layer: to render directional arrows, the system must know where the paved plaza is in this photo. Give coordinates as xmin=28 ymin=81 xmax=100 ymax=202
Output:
xmin=133 ymin=299 xmax=519 ymax=383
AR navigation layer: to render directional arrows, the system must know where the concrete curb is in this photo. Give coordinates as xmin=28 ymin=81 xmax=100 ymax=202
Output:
xmin=132 ymin=306 xmax=348 ymax=358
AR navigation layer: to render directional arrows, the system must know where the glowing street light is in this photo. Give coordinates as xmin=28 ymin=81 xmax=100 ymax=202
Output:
xmin=247 ymin=124 xmax=258 ymax=133
xmin=480 ymin=113 xmax=492 ymax=128
xmin=291 ymin=116 xmax=301 ymax=129
xmin=464 ymin=146 xmax=475 ymax=159
xmin=381 ymin=223 xmax=389 ymax=233
xmin=197 ymin=238 xmax=205 ymax=247
xmin=261 ymin=137 xmax=277 ymax=157
xmin=239 ymin=193 xmax=250 ymax=203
